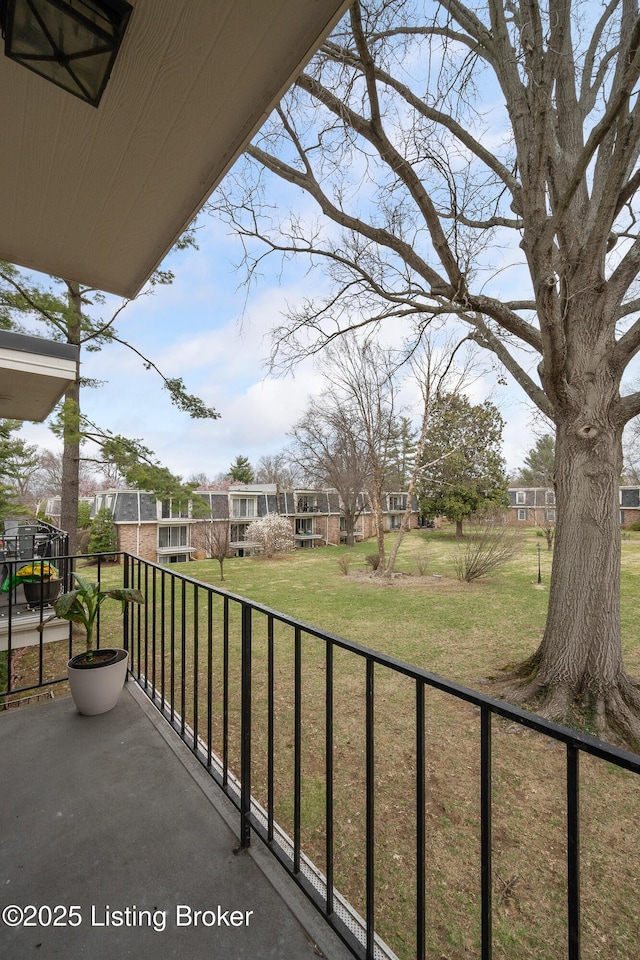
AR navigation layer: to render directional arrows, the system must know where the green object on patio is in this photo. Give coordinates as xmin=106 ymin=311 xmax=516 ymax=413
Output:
xmin=1 ymin=561 xmax=59 ymax=593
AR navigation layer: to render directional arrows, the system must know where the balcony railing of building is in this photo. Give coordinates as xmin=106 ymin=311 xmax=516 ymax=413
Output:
xmin=1 ymin=551 xmax=639 ymax=960
xmin=0 ymin=520 xmax=71 ymax=664
xmin=296 ymin=499 xmax=320 ymax=513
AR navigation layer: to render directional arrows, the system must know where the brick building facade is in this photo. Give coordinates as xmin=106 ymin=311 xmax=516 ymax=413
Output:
xmin=90 ymin=485 xmax=421 ymax=565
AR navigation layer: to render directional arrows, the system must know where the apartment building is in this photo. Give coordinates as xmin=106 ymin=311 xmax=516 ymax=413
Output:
xmin=507 ymin=484 xmax=640 ymax=528
xmin=90 ymin=485 xmax=421 ymax=565
xmin=506 ymin=487 xmax=557 ymax=526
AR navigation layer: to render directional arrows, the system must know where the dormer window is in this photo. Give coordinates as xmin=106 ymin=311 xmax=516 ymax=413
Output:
xmin=159 ymin=498 xmax=191 ymax=519
xmin=231 ymin=497 xmax=256 ymax=519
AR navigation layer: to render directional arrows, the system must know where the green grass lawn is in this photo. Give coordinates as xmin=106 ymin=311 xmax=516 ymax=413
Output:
xmin=132 ymin=528 xmax=637 ymax=960
xmin=166 ymin=527 xmax=640 ymax=682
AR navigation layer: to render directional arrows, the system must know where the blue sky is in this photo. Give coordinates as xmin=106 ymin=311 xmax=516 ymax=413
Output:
xmin=17 ymin=205 xmax=540 ymax=484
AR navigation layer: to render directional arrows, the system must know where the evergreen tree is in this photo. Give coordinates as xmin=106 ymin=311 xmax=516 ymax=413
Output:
xmin=87 ymin=507 xmax=118 ymax=560
xmin=418 ymin=395 xmax=509 ymax=538
xmin=384 ymin=416 xmax=417 ymax=490
xmin=517 ymin=435 xmax=555 ymax=488
xmin=0 ymin=246 xmax=217 ymax=554
xmin=228 ymin=455 xmax=255 ymax=484
xmin=0 ymin=419 xmax=39 ymax=517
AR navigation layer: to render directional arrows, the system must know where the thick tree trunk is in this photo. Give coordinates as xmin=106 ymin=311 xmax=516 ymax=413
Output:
xmin=455 ymin=519 xmax=463 ymax=538
xmin=60 ymin=384 xmax=80 ymax=557
xmin=509 ymin=417 xmax=640 ymax=743
xmin=344 ymin=507 xmax=357 ymax=547
xmin=59 ymin=282 xmax=82 ymax=557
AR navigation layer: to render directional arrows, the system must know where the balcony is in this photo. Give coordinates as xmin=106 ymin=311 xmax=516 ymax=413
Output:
xmin=0 ymin=520 xmax=71 ymax=654
xmin=0 ymin=681 xmax=351 ymax=960
xmin=2 ymin=553 xmax=640 ymax=960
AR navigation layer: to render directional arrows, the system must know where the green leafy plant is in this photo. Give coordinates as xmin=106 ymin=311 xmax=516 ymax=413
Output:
xmin=48 ymin=572 xmax=143 ymax=663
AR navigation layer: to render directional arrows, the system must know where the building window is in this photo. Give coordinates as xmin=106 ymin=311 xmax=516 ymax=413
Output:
xmin=230 ymin=523 xmax=249 ymax=543
xmin=516 ymin=491 xmax=526 ymax=505
xmin=388 ymin=514 xmax=402 ymax=530
xmin=295 ymin=518 xmax=313 ymax=536
xmin=388 ymin=495 xmax=404 ymax=511
xmin=160 ymin=498 xmax=191 ymax=519
xmin=231 ymin=497 xmax=256 ymax=519
xmin=517 ymin=509 xmax=527 ymax=521
xmin=545 ymin=490 xmax=555 ymax=506
xmin=296 ymin=495 xmax=317 ymax=513
xmin=158 ymin=526 xmax=188 ymax=548
xmin=546 ymin=509 xmax=556 ymax=522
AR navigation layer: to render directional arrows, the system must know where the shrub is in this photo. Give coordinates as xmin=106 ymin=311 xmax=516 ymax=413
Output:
xmin=415 ymin=552 xmax=430 ymax=576
xmin=87 ymin=507 xmax=118 ymax=561
xmin=245 ymin=514 xmax=295 ymax=557
xmin=629 ymin=521 xmax=640 ymax=531
xmin=337 ymin=555 xmax=351 ymax=576
xmin=454 ymin=524 xmax=520 ymax=582
xmin=365 ymin=554 xmax=380 ymax=571
xmin=77 ymin=501 xmax=92 ymax=529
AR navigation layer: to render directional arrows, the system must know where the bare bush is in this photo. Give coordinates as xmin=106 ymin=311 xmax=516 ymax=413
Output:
xmin=415 ymin=552 xmax=430 ymax=576
xmin=337 ymin=555 xmax=351 ymax=576
xmin=454 ymin=525 xmax=520 ymax=583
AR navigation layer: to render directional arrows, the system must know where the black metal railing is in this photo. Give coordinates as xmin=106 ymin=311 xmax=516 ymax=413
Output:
xmin=0 ymin=551 xmax=121 ymax=700
xmin=2 ymin=549 xmax=639 ymax=958
xmin=118 ymin=553 xmax=640 ymax=960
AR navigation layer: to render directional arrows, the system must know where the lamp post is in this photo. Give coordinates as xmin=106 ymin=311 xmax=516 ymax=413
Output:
xmin=537 ymin=541 xmax=542 ymax=584
xmin=2 ymin=0 xmax=133 ymax=107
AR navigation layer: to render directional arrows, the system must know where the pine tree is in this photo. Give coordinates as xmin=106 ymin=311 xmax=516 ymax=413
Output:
xmin=228 ymin=456 xmax=255 ymax=484
xmin=517 ymin=435 xmax=555 ymax=488
xmin=87 ymin=508 xmax=118 ymax=560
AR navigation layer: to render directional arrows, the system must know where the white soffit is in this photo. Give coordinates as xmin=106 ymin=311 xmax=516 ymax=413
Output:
xmin=0 ymin=332 xmax=78 ymax=422
xmin=0 ymin=0 xmax=350 ymax=299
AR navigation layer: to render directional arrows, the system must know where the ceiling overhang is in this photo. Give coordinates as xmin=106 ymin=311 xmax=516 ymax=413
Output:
xmin=0 ymin=0 xmax=350 ymax=299
xmin=0 ymin=331 xmax=78 ymax=422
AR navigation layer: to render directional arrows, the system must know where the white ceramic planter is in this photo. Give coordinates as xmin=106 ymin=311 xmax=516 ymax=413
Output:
xmin=67 ymin=648 xmax=128 ymax=716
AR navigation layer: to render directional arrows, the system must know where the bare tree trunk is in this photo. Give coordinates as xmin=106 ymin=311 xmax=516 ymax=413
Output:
xmin=384 ymin=501 xmax=411 ymax=577
xmin=60 ymin=281 xmax=82 ymax=556
xmin=366 ymin=488 xmax=385 ymax=573
xmin=509 ymin=419 xmax=640 ymax=742
xmin=343 ymin=507 xmax=357 ymax=547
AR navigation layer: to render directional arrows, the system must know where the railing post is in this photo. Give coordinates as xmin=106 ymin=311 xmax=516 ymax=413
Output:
xmin=480 ymin=705 xmax=493 ymax=960
xmin=365 ymin=658 xmax=375 ymax=960
xmin=567 ymin=744 xmax=581 ymax=960
xmin=294 ymin=625 xmax=302 ymax=873
xmin=123 ymin=554 xmax=130 ymax=666
xmin=416 ymin=680 xmax=425 ymax=960
xmin=240 ymin=602 xmax=252 ymax=848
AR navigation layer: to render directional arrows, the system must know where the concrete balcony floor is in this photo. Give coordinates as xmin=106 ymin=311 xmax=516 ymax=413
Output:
xmin=0 ymin=683 xmax=353 ymax=960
